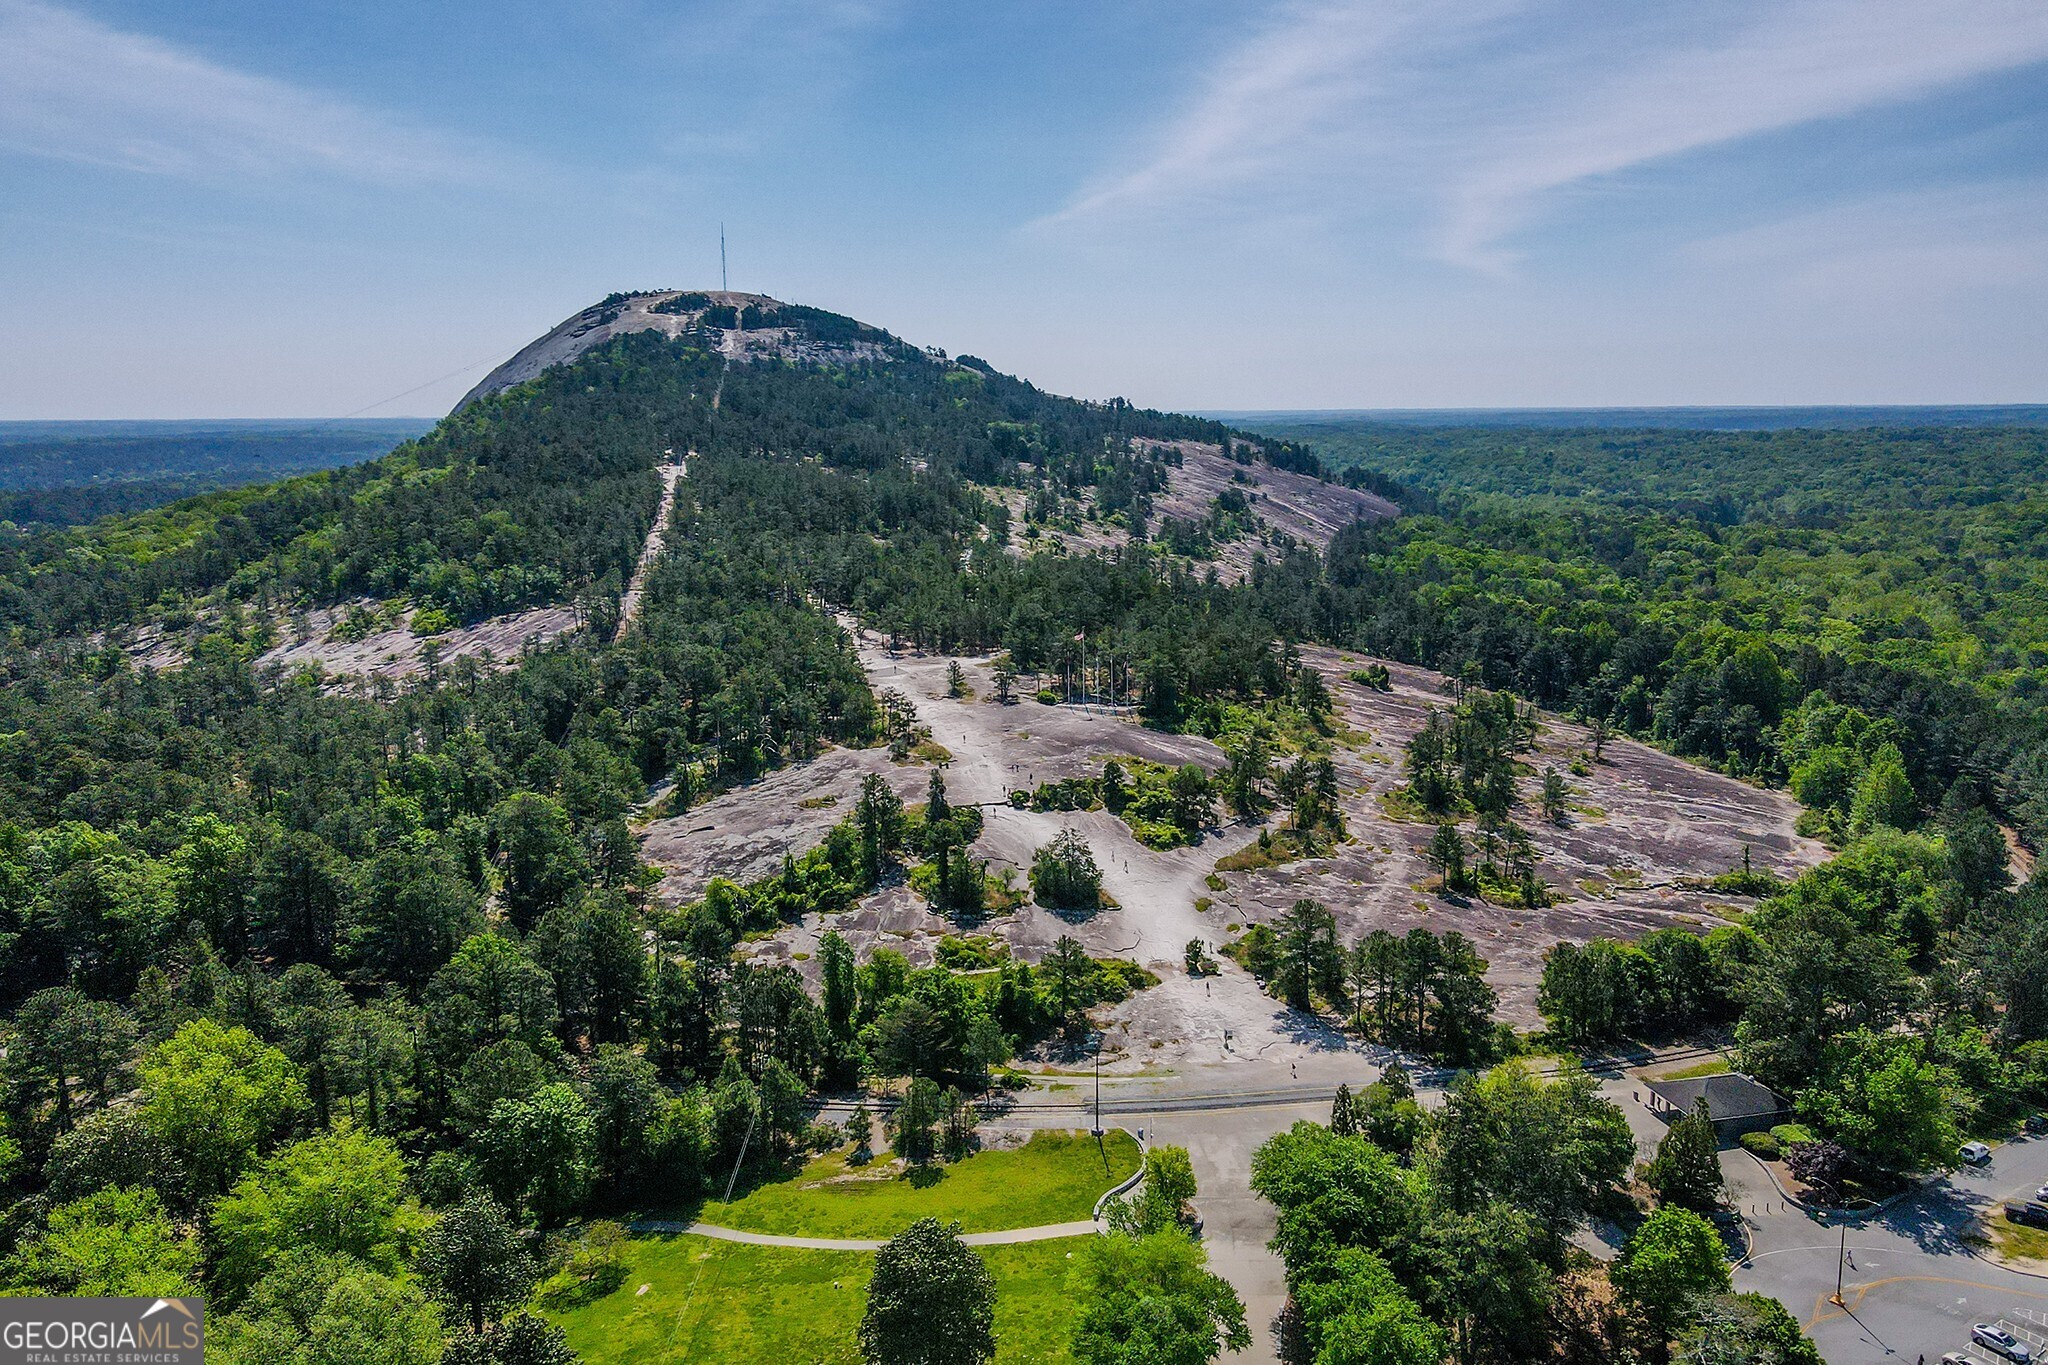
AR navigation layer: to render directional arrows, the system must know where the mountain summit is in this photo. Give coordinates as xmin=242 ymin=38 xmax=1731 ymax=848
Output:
xmin=460 ymin=291 xmax=916 ymax=410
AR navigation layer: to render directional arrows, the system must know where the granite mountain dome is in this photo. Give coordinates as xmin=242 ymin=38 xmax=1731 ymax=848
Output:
xmin=459 ymin=291 xmax=925 ymax=410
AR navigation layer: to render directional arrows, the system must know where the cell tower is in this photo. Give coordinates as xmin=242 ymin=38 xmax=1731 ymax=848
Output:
xmin=720 ymin=225 xmax=727 ymax=292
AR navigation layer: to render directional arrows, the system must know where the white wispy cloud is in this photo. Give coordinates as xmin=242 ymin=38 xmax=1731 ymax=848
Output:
xmin=1440 ymin=0 xmax=2048 ymax=272
xmin=1042 ymin=0 xmax=2048 ymax=273
xmin=0 ymin=0 xmax=498 ymax=182
xmin=1038 ymin=0 xmax=1494 ymax=227
xmin=1683 ymin=180 xmax=2048 ymax=305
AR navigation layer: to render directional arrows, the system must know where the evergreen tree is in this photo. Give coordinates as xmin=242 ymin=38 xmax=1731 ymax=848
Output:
xmin=857 ymin=776 xmax=906 ymax=884
xmin=417 ymin=1193 xmax=535 ymax=1333
xmin=860 ymin=1219 xmax=995 ymax=1365
xmin=821 ymin=931 xmax=858 ymax=1041
xmin=1330 ymin=1083 xmax=1358 ymax=1137
xmin=1424 ymin=823 xmax=1467 ymax=894
xmin=1276 ymin=899 xmax=1339 ymax=1013
xmin=1643 ymin=1100 xmax=1724 ymax=1213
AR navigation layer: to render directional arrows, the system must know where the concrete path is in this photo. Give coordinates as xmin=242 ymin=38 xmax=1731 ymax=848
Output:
xmin=626 ymin=1217 xmax=1100 ymax=1251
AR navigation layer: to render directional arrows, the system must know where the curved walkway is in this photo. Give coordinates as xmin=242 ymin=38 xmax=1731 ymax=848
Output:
xmin=626 ymin=1217 xmax=1101 ymax=1251
xmin=631 ymin=1126 xmax=1147 ymax=1252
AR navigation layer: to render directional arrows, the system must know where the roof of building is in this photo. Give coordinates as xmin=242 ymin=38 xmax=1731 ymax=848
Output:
xmin=1643 ymin=1071 xmax=1788 ymax=1121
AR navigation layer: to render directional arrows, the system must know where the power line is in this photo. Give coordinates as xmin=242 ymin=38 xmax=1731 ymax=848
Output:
xmin=272 ymin=346 xmax=516 ymax=442
xmin=326 ymin=348 xmax=513 ymax=423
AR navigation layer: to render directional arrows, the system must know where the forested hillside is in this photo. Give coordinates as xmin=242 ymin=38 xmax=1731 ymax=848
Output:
xmin=0 ymin=300 xmax=1335 ymax=1361
xmin=1238 ymin=419 xmax=2048 ymax=848
xmin=1 ymin=298 xmax=2043 ymax=1362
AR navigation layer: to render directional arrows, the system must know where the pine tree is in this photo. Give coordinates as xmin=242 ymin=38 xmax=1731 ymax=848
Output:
xmin=1541 ymin=767 xmax=1571 ymax=824
xmin=1643 ymin=1099 xmax=1724 ymax=1212
xmin=1330 ymin=1083 xmax=1358 ymax=1136
xmin=1424 ymin=822 xmax=1467 ymax=894
xmin=821 ymin=931 xmax=857 ymax=1041
xmin=856 ymin=775 xmax=905 ymax=885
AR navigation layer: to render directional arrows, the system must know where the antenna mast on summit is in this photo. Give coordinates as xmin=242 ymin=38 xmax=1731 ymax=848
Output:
xmin=720 ymin=225 xmax=727 ymax=292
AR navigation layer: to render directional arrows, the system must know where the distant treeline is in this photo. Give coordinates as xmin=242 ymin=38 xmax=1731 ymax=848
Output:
xmin=0 ymin=422 xmax=433 ymax=528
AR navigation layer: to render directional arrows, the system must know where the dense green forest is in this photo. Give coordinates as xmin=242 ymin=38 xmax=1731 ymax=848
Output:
xmin=0 ymin=421 xmax=430 ymax=529
xmin=1239 ymin=419 xmax=2048 ymax=844
xmin=1241 ymin=416 xmax=2048 ymax=1295
xmin=0 ymin=309 xmax=1321 ymax=1361
xmin=0 ymin=302 xmax=2041 ymax=1360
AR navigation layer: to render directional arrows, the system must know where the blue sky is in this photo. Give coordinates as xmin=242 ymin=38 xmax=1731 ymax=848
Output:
xmin=2 ymin=0 xmax=2045 ymax=417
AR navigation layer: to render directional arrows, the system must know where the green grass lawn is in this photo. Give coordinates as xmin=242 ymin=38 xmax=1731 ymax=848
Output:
xmin=1654 ymin=1056 xmax=1732 ymax=1080
xmin=549 ymin=1235 xmax=1080 ymax=1364
xmin=703 ymin=1130 xmax=1140 ymax=1239
xmin=1989 ymin=1218 xmax=2048 ymax=1267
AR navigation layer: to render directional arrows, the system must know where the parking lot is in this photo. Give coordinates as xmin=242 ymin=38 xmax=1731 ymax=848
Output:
xmin=1724 ymin=1130 xmax=2048 ymax=1362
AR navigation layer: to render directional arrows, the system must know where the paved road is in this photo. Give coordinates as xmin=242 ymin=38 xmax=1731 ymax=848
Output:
xmin=812 ymin=1046 xmax=2030 ymax=1364
xmin=1727 ymin=1133 xmax=2048 ymax=1363
xmin=957 ymin=1045 xmax=1708 ymax=1363
xmin=1066 ymin=1063 xmax=2048 ymax=1364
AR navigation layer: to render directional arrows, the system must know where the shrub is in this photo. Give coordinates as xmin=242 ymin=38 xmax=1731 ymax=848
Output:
xmin=535 ymin=1221 xmax=627 ymax=1309
xmin=1346 ymin=664 xmax=1392 ymax=692
xmin=1091 ymin=959 xmax=1160 ymax=1002
xmin=935 ymin=937 xmax=1004 ymax=970
xmin=1224 ymin=925 xmax=1280 ymax=981
xmin=1785 ymin=1139 xmax=1851 ymax=1204
xmin=1739 ymin=1131 xmax=1780 ymax=1160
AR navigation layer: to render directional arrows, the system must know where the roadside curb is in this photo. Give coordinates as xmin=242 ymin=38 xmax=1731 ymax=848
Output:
xmin=1092 ymin=1126 xmax=1148 ymax=1223
xmin=1738 ymin=1147 xmax=1919 ymax=1223
xmin=1735 ymin=1139 xmax=2048 ymax=1283
xmin=1742 ymin=1148 xmax=1831 ymax=1218
xmin=1966 ymin=1240 xmax=2048 ymax=1283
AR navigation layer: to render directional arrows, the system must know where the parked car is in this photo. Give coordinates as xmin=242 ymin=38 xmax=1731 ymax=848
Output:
xmin=2035 ymin=1183 xmax=2048 ymax=1202
xmin=1962 ymin=1141 xmax=1995 ymax=1165
xmin=2024 ymin=1113 xmax=2048 ymax=1135
xmin=2007 ymin=1203 xmax=2048 ymax=1230
xmin=1973 ymin=1323 xmax=2032 ymax=1362
xmin=1947 ymin=1353 xmax=1991 ymax=1365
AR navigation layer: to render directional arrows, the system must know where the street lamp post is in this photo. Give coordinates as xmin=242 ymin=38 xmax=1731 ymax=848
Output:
xmin=1091 ymin=1033 xmax=1104 ymax=1138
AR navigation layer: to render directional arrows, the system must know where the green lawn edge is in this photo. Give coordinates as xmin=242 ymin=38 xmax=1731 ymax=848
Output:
xmin=701 ymin=1129 xmax=1140 ymax=1239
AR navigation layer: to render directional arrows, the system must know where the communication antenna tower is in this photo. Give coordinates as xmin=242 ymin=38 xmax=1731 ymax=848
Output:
xmin=720 ymin=225 xmax=727 ymax=292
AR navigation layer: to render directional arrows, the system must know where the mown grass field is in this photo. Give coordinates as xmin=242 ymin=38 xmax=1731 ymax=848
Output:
xmin=703 ymin=1129 xmax=1139 ymax=1238
xmin=550 ymin=1235 xmax=1081 ymax=1364
xmin=547 ymin=1129 xmax=1138 ymax=1361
